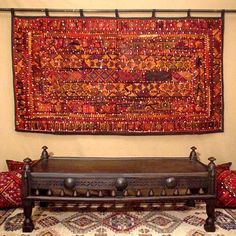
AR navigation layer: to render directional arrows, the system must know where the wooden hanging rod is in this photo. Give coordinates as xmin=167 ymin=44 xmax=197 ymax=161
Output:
xmin=0 ymin=8 xmax=236 ymax=14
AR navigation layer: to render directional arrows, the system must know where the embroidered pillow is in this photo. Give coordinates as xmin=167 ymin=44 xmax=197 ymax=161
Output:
xmin=6 ymin=159 xmax=36 ymax=172
xmin=216 ymin=170 xmax=236 ymax=208
xmin=216 ymin=162 xmax=232 ymax=176
xmin=0 ymin=171 xmax=22 ymax=209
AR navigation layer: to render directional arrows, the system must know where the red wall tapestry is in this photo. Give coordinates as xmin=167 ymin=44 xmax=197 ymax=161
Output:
xmin=12 ymin=16 xmax=224 ymax=134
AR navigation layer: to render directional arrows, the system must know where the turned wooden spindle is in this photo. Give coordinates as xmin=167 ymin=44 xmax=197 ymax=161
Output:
xmin=111 ymin=190 xmax=116 ymax=197
xmin=199 ymin=188 xmax=204 ymax=194
xmin=186 ymin=188 xmax=191 ymax=195
xmin=73 ymin=190 xmax=78 ymax=197
xmin=136 ymin=190 xmax=141 ymax=197
xmin=98 ymin=190 xmax=103 ymax=197
xmin=60 ymin=190 xmax=65 ymax=197
xmin=173 ymin=188 xmax=179 ymax=196
xmin=161 ymin=189 xmax=166 ymax=196
xmin=149 ymin=189 xmax=154 ymax=197
xmin=123 ymin=190 xmax=128 ymax=197
xmin=86 ymin=190 xmax=90 ymax=197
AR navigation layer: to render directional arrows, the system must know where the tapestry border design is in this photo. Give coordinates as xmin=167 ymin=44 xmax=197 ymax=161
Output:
xmin=12 ymin=15 xmax=224 ymax=135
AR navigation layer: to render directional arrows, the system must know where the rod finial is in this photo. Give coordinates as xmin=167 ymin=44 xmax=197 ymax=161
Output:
xmin=41 ymin=146 xmax=49 ymax=159
xmin=189 ymin=146 xmax=197 ymax=161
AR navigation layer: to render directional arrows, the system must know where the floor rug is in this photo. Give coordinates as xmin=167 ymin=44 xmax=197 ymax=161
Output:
xmin=225 ymin=208 xmax=236 ymax=221
xmin=0 ymin=203 xmax=236 ymax=236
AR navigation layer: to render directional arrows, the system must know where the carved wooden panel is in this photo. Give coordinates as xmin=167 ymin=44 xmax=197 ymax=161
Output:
xmin=31 ymin=176 xmax=208 ymax=190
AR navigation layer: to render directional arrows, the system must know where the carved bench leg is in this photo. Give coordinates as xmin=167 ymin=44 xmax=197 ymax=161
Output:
xmin=39 ymin=189 xmax=49 ymax=207
xmin=22 ymin=200 xmax=34 ymax=232
xmin=204 ymin=199 xmax=215 ymax=232
xmin=185 ymin=188 xmax=200 ymax=207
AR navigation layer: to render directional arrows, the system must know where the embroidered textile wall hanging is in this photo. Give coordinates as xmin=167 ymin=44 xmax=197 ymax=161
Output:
xmin=12 ymin=16 xmax=224 ymax=134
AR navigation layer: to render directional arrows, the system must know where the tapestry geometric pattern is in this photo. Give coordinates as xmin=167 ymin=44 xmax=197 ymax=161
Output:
xmin=12 ymin=16 xmax=224 ymax=134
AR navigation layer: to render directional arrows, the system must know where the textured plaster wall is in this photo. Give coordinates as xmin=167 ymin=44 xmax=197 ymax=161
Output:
xmin=0 ymin=0 xmax=236 ymax=170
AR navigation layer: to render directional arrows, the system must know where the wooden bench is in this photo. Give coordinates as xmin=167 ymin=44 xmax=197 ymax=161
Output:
xmin=22 ymin=146 xmax=216 ymax=232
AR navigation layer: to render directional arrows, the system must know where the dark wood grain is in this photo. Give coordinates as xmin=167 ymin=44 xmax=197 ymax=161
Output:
xmin=32 ymin=157 xmax=208 ymax=174
xmin=22 ymin=146 xmax=216 ymax=233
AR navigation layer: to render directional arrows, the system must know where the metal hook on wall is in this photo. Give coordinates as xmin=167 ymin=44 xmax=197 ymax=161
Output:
xmin=80 ymin=9 xmax=84 ymax=17
xmin=187 ymin=9 xmax=191 ymax=17
xmin=45 ymin=8 xmax=49 ymax=17
xmin=152 ymin=9 xmax=156 ymax=18
xmin=10 ymin=8 xmax=15 ymax=17
xmin=115 ymin=9 xmax=119 ymax=18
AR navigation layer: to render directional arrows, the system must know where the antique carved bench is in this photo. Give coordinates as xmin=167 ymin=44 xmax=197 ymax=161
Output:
xmin=22 ymin=146 xmax=216 ymax=232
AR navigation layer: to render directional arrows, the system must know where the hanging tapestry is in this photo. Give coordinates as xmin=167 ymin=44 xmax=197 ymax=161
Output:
xmin=12 ymin=16 xmax=224 ymax=134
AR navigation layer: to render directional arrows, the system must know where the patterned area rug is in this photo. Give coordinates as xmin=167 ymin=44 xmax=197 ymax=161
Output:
xmin=0 ymin=203 xmax=236 ymax=236
xmin=225 ymin=208 xmax=236 ymax=221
